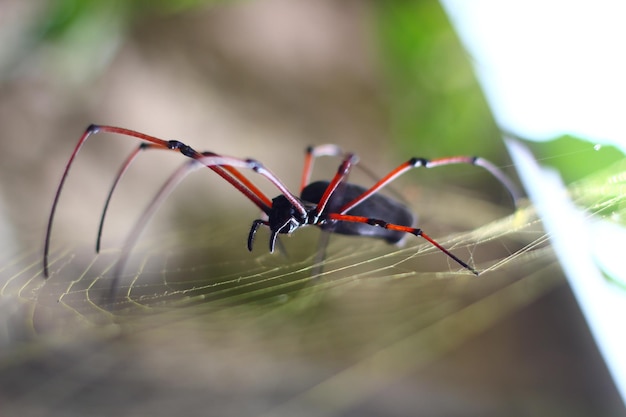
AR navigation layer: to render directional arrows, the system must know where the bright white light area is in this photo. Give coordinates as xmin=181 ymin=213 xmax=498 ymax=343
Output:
xmin=440 ymin=0 xmax=626 ymax=408
xmin=507 ymin=139 xmax=626 ymax=406
xmin=441 ymin=0 xmax=626 ymax=151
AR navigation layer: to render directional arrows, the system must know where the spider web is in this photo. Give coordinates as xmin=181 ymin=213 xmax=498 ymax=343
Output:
xmin=12 ymin=186 xmax=544 ymax=328
xmin=2 ymin=162 xmax=623 ymax=416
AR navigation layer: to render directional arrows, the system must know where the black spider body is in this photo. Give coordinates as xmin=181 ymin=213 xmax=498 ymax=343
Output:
xmin=299 ymin=181 xmax=414 ymax=243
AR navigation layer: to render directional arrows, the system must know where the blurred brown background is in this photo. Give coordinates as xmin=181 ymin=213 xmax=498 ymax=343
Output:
xmin=0 ymin=0 xmax=623 ymax=416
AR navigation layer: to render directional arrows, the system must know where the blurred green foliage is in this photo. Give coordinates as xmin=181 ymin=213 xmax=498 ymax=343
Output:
xmin=36 ymin=0 xmax=225 ymax=51
xmin=527 ymin=136 xmax=624 ymax=184
xmin=376 ymin=0 xmax=502 ymax=162
xmin=39 ymin=0 xmax=221 ymax=41
xmin=38 ymin=0 xmax=126 ymax=41
xmin=3 ymin=0 xmax=228 ymax=84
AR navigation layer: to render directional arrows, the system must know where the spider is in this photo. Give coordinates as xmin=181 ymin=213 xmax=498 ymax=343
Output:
xmin=43 ymin=124 xmax=521 ymax=287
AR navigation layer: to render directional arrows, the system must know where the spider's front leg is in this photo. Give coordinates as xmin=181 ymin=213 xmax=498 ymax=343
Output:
xmin=247 ymin=219 xmax=268 ymax=252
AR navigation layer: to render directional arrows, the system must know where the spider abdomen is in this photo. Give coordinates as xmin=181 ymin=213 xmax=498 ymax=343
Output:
xmin=300 ymin=181 xmax=415 ymax=243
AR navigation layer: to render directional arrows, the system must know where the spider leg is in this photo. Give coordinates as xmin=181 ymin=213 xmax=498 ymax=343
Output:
xmin=93 ymin=126 xmax=274 ymax=211
xmin=96 ymin=144 xmax=274 ymax=253
xmin=192 ymin=154 xmax=309 ymax=218
xmin=44 ymin=124 xmax=274 ymax=277
xmin=44 ymin=125 xmax=99 ymax=277
xmin=310 ymin=228 xmax=333 ymax=277
xmin=301 ymin=144 xmax=395 ymax=192
xmin=247 ymin=219 xmax=269 ymax=251
xmin=97 ymin=143 xmax=159 ymax=253
xmin=109 ymin=150 xmax=295 ymax=300
xmin=339 ymin=156 xmax=522 ymax=215
xmin=300 ymin=144 xmax=344 ymax=192
xmin=301 ymin=144 xmax=408 ymax=204
xmin=299 ymin=145 xmax=363 ymax=276
xmin=108 ymin=158 xmax=204 ymax=301
xmin=327 ymin=213 xmax=479 ymax=275
xmin=311 ymin=153 xmax=360 ymax=217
